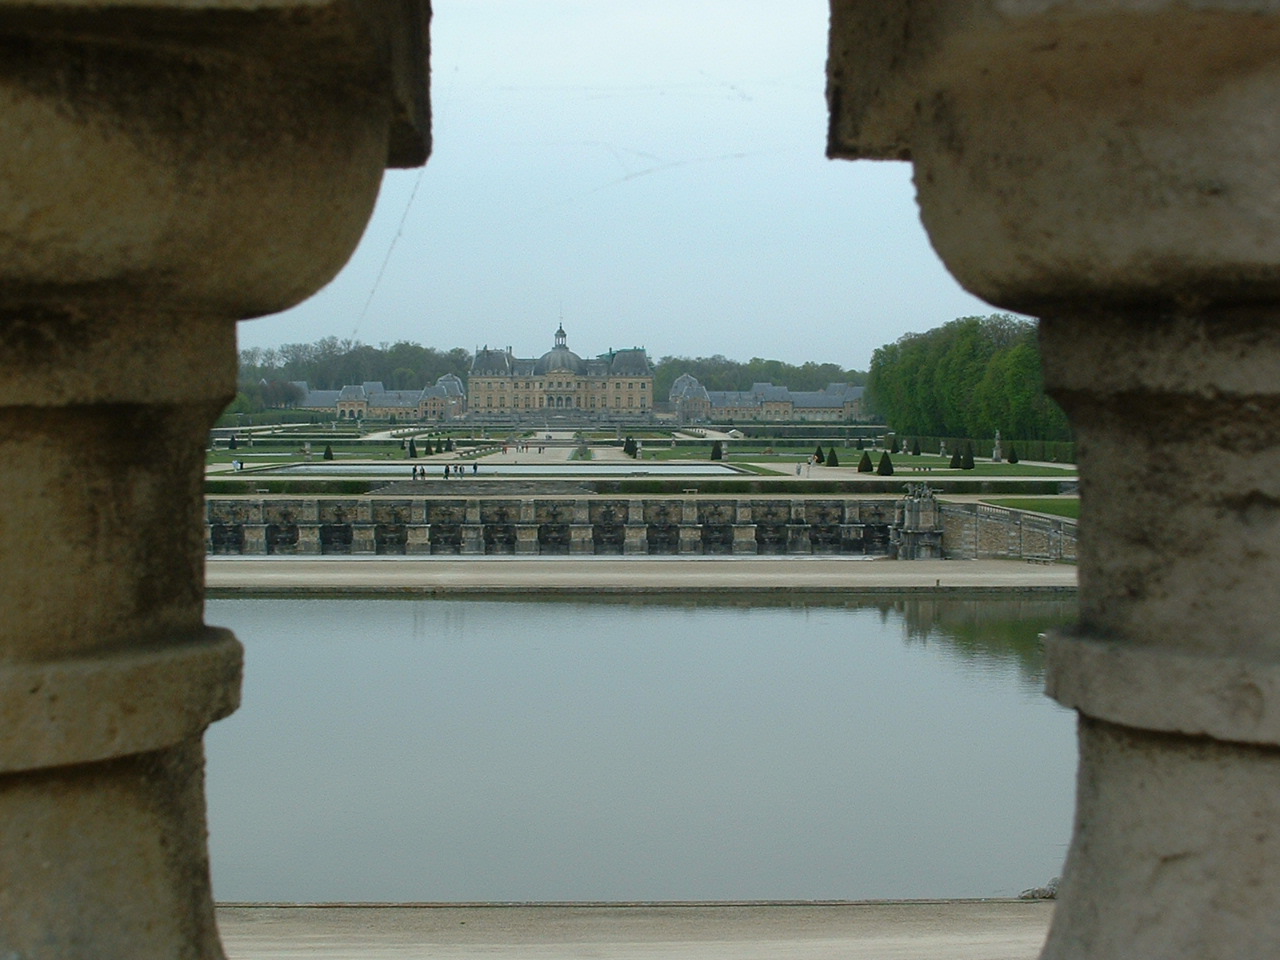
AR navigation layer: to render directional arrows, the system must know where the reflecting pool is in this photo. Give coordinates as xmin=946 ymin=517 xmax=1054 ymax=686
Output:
xmin=204 ymin=596 xmax=1077 ymax=902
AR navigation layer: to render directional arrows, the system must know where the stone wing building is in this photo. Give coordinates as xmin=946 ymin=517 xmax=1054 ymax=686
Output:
xmin=292 ymin=373 xmax=466 ymax=420
xmin=469 ymin=326 xmax=654 ymax=415
xmin=669 ymin=375 xmax=864 ymax=422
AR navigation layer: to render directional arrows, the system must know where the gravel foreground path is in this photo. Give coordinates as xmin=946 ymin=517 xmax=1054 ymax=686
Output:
xmin=217 ymin=901 xmax=1055 ymax=960
xmin=206 ymin=556 xmax=1076 ymax=597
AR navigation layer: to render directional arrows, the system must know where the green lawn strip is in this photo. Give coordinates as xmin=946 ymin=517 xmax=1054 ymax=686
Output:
xmin=207 ymin=443 xmax=412 ymax=465
xmin=813 ymin=452 xmax=1075 ymax=476
xmin=982 ymin=497 xmax=1080 ymax=520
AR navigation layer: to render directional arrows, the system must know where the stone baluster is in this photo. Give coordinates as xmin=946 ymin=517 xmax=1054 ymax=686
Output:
xmin=829 ymin=3 xmax=1280 ymax=956
xmin=0 ymin=4 xmax=429 ymax=957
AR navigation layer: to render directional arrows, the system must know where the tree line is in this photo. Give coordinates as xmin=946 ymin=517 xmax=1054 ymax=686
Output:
xmin=651 ymin=355 xmax=865 ymax=398
xmin=233 ymin=337 xmax=868 ymax=413
xmin=866 ymin=315 xmax=1071 ymax=442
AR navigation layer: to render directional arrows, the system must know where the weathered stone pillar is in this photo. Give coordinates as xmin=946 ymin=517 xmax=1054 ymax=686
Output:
xmin=243 ymin=523 xmax=269 ymax=555
xmin=515 ymin=525 xmax=541 ymax=554
xmin=787 ymin=500 xmax=810 ymax=554
xmin=829 ymin=4 xmax=1280 ymax=956
xmin=0 ymin=3 xmax=429 ymax=958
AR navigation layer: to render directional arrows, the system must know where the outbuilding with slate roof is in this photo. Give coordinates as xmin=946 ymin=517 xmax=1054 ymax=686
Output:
xmin=671 ymin=376 xmax=864 ymax=422
xmin=292 ymin=374 xmax=467 ymax=420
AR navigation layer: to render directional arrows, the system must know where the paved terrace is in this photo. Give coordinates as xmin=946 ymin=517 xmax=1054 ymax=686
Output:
xmin=205 ymin=556 xmax=1077 ymax=597
xmin=216 ymin=901 xmax=1055 ymax=960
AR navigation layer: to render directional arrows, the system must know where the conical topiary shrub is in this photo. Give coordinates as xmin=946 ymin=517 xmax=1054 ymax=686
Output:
xmin=408 ymin=437 xmax=418 ymax=458
xmin=911 ymin=438 xmax=921 ymax=456
xmin=1008 ymin=444 xmax=1019 ymax=464
xmin=877 ymin=452 xmax=894 ymax=476
xmin=962 ymin=442 xmax=976 ymax=470
xmin=826 ymin=447 xmax=839 ymax=467
xmin=858 ymin=451 xmax=873 ymax=473
xmin=813 ymin=444 xmax=825 ymax=464
xmin=949 ymin=448 xmax=962 ymax=468
xmin=323 ymin=444 xmax=333 ymax=461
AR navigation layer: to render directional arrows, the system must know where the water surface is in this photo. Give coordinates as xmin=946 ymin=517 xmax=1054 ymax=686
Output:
xmin=204 ymin=597 xmax=1076 ymax=902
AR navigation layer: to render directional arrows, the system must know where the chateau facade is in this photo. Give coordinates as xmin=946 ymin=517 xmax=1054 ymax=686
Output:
xmin=469 ymin=326 xmax=654 ymax=414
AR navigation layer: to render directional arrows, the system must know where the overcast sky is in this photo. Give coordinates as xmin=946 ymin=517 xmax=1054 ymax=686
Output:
xmin=235 ymin=1 xmax=996 ymax=370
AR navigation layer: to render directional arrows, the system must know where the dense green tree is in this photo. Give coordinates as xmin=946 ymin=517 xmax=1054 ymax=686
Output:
xmin=858 ymin=451 xmax=874 ymax=473
xmin=866 ymin=314 xmax=1070 ymax=443
xmin=877 ymin=452 xmax=894 ymax=476
xmin=237 ymin=338 xmax=472 ymax=398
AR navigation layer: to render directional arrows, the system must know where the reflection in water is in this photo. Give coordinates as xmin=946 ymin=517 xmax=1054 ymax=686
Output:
xmin=204 ymin=596 xmax=1077 ymax=903
xmin=886 ymin=597 xmax=1074 ymax=692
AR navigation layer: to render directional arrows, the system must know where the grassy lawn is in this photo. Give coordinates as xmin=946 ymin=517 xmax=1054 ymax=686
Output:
xmin=207 ymin=442 xmax=412 ymax=465
xmin=983 ymin=498 xmax=1081 ymax=519
xmin=798 ymin=451 xmax=1075 ymax=476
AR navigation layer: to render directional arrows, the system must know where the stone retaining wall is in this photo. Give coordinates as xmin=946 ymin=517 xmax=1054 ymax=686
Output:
xmin=940 ymin=504 xmax=1077 ymax=563
xmin=207 ymin=496 xmax=1076 ymax=560
xmin=207 ymin=496 xmax=897 ymax=557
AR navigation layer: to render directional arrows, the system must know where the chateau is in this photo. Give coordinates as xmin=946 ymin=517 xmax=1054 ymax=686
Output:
xmin=469 ymin=326 xmax=654 ymax=415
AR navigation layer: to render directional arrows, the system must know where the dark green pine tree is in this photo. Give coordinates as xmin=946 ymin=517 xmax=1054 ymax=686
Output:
xmin=877 ymin=452 xmax=894 ymax=476
xmin=858 ymin=451 xmax=874 ymax=473
xmin=322 ymin=444 xmax=334 ymax=461
xmin=826 ymin=447 xmax=840 ymax=467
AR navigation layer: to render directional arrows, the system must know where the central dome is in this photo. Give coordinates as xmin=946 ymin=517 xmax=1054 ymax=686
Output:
xmin=533 ymin=325 xmax=586 ymax=376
